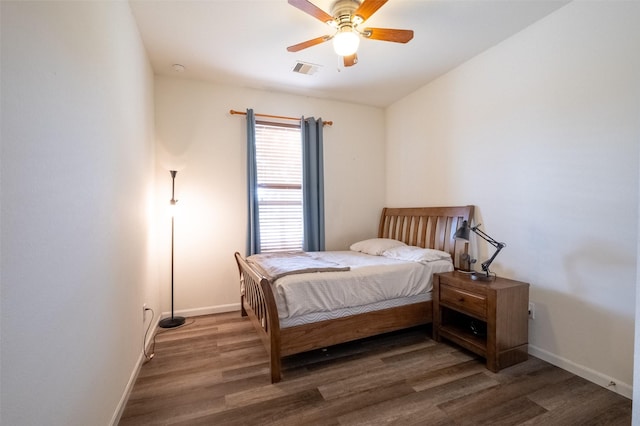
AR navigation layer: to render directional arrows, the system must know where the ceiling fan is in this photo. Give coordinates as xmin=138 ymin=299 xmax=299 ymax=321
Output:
xmin=287 ymin=0 xmax=414 ymax=67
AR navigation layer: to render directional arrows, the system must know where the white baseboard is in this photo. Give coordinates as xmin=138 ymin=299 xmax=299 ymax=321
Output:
xmin=528 ymin=344 xmax=632 ymax=399
xmin=110 ymin=322 xmax=159 ymax=425
xmin=163 ymin=302 xmax=241 ymax=319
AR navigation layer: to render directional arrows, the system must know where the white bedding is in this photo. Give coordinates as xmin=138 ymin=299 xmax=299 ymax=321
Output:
xmin=271 ymin=250 xmax=453 ymax=321
xmin=247 ymin=251 xmax=350 ymax=280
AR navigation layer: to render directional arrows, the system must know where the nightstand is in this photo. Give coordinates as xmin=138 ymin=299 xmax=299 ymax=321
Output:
xmin=433 ymin=271 xmax=529 ymax=372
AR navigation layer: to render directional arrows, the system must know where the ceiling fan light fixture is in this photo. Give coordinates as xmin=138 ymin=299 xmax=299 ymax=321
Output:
xmin=287 ymin=0 xmax=414 ymax=66
xmin=333 ymin=29 xmax=360 ymax=56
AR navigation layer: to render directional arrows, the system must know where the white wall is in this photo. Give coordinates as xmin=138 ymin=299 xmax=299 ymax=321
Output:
xmin=386 ymin=1 xmax=639 ymax=397
xmin=1 ymin=2 xmax=156 ymax=424
xmin=154 ymin=76 xmax=386 ymax=316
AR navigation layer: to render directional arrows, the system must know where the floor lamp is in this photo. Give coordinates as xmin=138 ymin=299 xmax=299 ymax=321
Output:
xmin=159 ymin=170 xmax=186 ymax=328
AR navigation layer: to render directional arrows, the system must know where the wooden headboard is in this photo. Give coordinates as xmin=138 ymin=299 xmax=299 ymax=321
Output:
xmin=378 ymin=206 xmax=475 ymax=269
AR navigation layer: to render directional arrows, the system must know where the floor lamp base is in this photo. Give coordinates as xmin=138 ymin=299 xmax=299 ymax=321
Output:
xmin=159 ymin=316 xmax=185 ymax=328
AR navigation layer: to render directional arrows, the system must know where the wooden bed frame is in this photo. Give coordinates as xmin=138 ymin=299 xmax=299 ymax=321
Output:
xmin=234 ymin=205 xmax=474 ymax=383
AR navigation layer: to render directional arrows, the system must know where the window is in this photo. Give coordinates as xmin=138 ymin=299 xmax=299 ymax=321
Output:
xmin=245 ymin=110 xmax=324 ymax=255
xmin=254 ymin=122 xmax=303 ymax=252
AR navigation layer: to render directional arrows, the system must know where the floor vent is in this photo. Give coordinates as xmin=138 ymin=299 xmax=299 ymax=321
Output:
xmin=292 ymin=61 xmax=320 ymax=75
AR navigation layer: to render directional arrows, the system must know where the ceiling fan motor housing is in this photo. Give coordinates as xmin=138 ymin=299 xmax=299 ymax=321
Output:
xmin=330 ymin=0 xmax=363 ymax=29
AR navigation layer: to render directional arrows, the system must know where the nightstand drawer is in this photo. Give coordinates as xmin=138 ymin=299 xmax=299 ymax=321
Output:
xmin=440 ymin=284 xmax=487 ymax=319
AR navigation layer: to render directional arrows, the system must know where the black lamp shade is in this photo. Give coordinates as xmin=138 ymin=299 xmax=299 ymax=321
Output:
xmin=455 ymin=220 xmax=471 ymax=241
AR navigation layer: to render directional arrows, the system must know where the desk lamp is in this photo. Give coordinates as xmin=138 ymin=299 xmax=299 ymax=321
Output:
xmin=455 ymin=220 xmax=506 ymax=281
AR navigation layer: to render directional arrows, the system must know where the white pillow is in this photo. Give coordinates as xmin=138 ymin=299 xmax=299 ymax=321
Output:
xmin=382 ymin=245 xmax=452 ymax=263
xmin=349 ymin=238 xmax=406 ymax=256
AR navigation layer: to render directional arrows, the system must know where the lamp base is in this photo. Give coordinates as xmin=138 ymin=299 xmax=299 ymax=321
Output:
xmin=470 ymin=272 xmax=493 ymax=282
xmin=158 ymin=316 xmax=186 ymax=328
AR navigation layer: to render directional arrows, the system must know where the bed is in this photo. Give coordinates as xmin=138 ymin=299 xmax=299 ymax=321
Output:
xmin=234 ymin=205 xmax=474 ymax=382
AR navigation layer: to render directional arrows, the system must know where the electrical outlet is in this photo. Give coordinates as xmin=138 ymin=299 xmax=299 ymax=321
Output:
xmin=142 ymin=303 xmax=147 ymax=321
xmin=528 ymin=302 xmax=535 ymax=320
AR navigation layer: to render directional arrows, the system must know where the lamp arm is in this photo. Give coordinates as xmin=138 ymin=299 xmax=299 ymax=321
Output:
xmin=471 ymin=225 xmax=501 ymax=249
xmin=480 ymin=242 xmax=506 ymax=273
xmin=468 ymin=225 xmax=506 ymax=277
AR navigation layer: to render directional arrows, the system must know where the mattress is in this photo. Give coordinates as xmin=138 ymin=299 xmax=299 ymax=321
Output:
xmin=268 ymin=250 xmax=453 ymax=327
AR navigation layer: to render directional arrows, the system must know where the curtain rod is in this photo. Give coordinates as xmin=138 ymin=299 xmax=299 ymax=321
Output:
xmin=229 ymin=109 xmax=333 ymax=126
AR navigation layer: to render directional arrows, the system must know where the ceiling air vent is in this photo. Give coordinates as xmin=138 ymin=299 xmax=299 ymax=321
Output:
xmin=292 ymin=61 xmax=321 ymax=75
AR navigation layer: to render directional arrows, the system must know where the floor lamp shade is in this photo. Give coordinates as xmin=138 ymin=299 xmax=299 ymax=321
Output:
xmin=159 ymin=170 xmax=186 ymax=328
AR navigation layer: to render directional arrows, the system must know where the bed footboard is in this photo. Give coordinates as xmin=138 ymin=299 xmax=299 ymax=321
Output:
xmin=234 ymin=252 xmax=283 ymax=382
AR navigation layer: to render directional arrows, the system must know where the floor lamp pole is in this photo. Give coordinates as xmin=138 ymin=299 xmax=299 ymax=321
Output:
xmin=159 ymin=170 xmax=185 ymax=329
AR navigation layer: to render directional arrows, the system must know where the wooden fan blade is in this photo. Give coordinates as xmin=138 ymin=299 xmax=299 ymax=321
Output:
xmin=287 ymin=35 xmax=331 ymax=52
xmin=288 ymin=0 xmax=334 ymax=24
xmin=362 ymin=28 xmax=414 ymax=43
xmin=354 ymin=0 xmax=388 ymax=22
xmin=343 ymin=53 xmax=358 ymax=67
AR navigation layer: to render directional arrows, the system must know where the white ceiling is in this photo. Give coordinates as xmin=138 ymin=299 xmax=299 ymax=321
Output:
xmin=129 ymin=0 xmax=569 ymax=108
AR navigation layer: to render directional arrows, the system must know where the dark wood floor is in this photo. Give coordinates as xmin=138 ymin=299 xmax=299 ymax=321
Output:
xmin=119 ymin=312 xmax=631 ymax=425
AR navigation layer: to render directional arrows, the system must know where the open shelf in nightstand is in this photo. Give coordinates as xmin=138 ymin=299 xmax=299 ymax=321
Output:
xmin=438 ymin=306 xmax=487 ymax=357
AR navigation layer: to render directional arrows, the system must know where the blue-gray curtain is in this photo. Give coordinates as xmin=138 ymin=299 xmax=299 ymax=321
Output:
xmin=302 ymin=117 xmax=325 ymax=251
xmin=246 ymin=109 xmax=260 ymax=255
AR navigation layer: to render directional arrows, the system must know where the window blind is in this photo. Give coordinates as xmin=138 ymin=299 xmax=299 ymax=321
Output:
xmin=255 ymin=123 xmax=303 ymax=252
